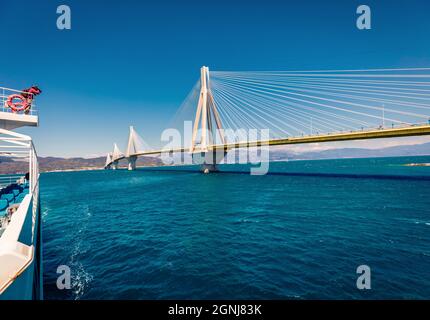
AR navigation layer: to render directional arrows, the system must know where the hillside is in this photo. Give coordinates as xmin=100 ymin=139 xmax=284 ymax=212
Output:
xmin=0 ymin=156 xmax=163 ymax=174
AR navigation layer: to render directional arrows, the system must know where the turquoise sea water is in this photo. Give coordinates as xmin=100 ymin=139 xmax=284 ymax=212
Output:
xmin=42 ymin=156 xmax=430 ymax=299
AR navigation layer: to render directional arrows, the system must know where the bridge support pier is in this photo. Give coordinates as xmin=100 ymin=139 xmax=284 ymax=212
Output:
xmin=128 ymin=156 xmax=137 ymax=171
xmin=200 ymin=162 xmax=218 ymax=174
xmin=112 ymin=161 xmax=119 ymax=170
xmin=193 ymin=150 xmax=226 ymax=173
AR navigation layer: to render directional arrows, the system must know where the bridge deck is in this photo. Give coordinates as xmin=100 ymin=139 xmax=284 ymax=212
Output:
xmin=109 ymin=124 xmax=430 ymax=164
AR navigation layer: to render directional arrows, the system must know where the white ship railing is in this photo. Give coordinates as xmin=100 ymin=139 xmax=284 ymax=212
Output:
xmin=0 ymin=127 xmax=40 ymax=297
xmin=0 ymin=175 xmax=24 ymax=190
xmin=0 ymin=87 xmax=38 ymax=116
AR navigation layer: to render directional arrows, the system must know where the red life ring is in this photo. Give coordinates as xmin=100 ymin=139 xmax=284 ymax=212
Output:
xmin=5 ymin=94 xmax=30 ymax=113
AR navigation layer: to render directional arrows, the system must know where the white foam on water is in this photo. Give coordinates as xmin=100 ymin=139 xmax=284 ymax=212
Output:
xmin=68 ymin=204 xmax=93 ymax=300
xmin=41 ymin=207 xmax=50 ymax=222
xmin=71 ymin=263 xmax=93 ymax=300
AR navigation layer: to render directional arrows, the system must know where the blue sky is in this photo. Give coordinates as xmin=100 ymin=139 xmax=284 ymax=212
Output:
xmin=1 ymin=0 xmax=430 ymax=157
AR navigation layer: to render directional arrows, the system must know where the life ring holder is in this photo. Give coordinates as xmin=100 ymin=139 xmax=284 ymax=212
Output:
xmin=5 ymin=94 xmax=30 ymax=113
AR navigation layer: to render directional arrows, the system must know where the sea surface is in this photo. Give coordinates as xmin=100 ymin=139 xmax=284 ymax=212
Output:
xmin=42 ymin=156 xmax=430 ymax=299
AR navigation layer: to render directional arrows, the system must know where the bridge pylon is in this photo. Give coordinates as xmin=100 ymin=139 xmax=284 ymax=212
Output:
xmin=104 ymin=152 xmax=113 ymax=169
xmin=126 ymin=126 xmax=140 ymax=170
xmin=190 ymin=66 xmax=226 ymax=173
xmin=111 ymin=143 xmax=124 ymax=170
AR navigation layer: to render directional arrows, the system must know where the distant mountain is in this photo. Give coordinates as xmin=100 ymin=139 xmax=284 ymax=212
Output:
xmin=270 ymin=142 xmax=430 ymax=161
xmin=1 ymin=142 xmax=429 ymax=175
xmin=0 ymin=156 xmax=163 ymax=174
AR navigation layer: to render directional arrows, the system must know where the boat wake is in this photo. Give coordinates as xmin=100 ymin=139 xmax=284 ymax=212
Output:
xmin=68 ymin=204 xmax=93 ymax=300
xmin=41 ymin=207 xmax=50 ymax=223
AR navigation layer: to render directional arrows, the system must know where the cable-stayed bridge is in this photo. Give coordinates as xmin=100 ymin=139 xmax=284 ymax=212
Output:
xmin=105 ymin=66 xmax=430 ymax=172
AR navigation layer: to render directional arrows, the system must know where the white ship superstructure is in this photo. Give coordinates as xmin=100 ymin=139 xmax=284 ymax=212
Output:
xmin=0 ymin=86 xmax=42 ymax=300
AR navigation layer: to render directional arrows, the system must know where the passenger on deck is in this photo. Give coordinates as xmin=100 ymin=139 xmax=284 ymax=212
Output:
xmin=21 ymin=86 xmax=42 ymax=114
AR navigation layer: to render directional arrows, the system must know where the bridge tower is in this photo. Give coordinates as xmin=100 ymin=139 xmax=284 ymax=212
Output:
xmin=190 ymin=66 xmax=226 ymax=173
xmin=104 ymin=152 xmax=113 ymax=169
xmin=126 ymin=126 xmax=139 ymax=170
xmin=111 ymin=143 xmax=124 ymax=170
